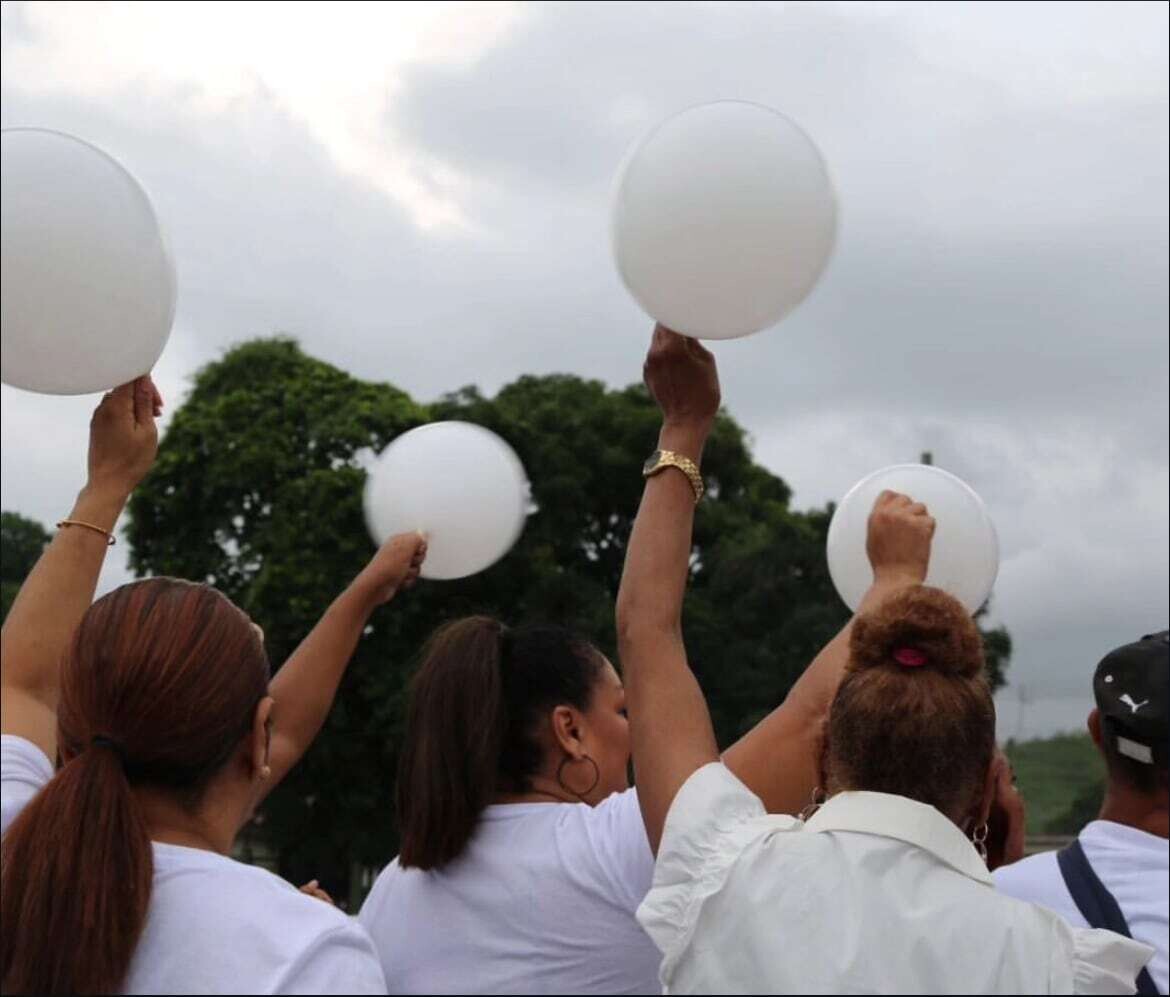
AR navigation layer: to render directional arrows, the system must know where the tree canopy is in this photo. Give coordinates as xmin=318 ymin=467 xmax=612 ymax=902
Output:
xmin=1 ymin=511 xmax=52 ymax=622
xmin=125 ymin=337 xmax=1011 ymax=897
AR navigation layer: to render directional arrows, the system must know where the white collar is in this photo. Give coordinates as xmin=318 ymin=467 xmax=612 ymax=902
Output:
xmin=804 ymin=790 xmax=993 ymax=885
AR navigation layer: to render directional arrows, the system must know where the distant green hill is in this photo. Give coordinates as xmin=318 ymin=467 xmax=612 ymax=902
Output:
xmin=1006 ymin=733 xmax=1105 ymax=835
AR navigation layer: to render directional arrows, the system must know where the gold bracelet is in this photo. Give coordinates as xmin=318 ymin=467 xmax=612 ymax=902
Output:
xmin=642 ymin=450 xmax=705 ymax=504
xmin=57 ymin=519 xmax=116 ymax=546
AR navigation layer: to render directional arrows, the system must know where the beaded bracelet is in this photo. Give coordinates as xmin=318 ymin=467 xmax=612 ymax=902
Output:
xmin=57 ymin=519 xmax=116 ymax=546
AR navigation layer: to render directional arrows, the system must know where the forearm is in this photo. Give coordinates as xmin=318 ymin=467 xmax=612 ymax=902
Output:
xmin=617 ymin=421 xmax=719 ymax=852
xmin=1 ymin=484 xmax=127 ymax=701
xmin=266 ymin=580 xmax=381 ymax=782
xmin=722 ymin=574 xmax=920 ymax=814
xmin=615 ymin=423 xmax=708 ymax=638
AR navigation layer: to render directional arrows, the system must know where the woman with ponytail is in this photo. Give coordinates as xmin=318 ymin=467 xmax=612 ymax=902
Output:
xmin=1 ymin=378 xmax=425 ymax=995
xmin=359 ymin=385 xmax=957 ymax=995
xmin=620 ymin=327 xmax=1154 ymax=994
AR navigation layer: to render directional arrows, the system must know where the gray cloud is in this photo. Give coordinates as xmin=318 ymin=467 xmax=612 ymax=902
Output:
xmin=2 ymin=1 xmax=1167 ymax=738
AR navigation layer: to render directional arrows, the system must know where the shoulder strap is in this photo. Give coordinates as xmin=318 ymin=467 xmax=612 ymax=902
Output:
xmin=1057 ymin=839 xmax=1160 ymax=995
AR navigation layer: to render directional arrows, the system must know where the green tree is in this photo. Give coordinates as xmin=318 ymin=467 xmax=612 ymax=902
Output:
xmin=977 ymin=604 xmax=1012 ymax=693
xmin=1 ymin=511 xmax=52 ymax=621
xmin=126 ymin=337 xmax=1012 ymax=898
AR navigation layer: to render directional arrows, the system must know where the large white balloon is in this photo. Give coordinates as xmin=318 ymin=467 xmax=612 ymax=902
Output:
xmin=611 ymin=100 xmax=837 ymax=340
xmin=826 ymin=464 xmax=1000 ymax=615
xmin=363 ymin=422 xmax=530 ymax=580
xmin=1 ymin=128 xmax=176 ymax=395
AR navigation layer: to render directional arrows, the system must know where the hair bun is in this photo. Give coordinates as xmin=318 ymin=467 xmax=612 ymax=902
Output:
xmin=849 ymin=585 xmax=984 ymax=679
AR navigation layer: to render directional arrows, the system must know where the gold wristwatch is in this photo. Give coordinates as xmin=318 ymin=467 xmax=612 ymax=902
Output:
xmin=643 ymin=449 xmax=704 ymax=504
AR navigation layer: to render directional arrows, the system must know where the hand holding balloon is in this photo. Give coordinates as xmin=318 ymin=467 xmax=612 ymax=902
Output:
xmin=85 ymin=376 xmax=163 ymax=503
xmin=642 ymin=326 xmax=721 ymax=437
xmin=865 ymin=490 xmax=936 ymax=591
xmin=828 ymin=464 xmax=999 ymax=615
xmin=354 ymin=532 xmax=428 ymax=606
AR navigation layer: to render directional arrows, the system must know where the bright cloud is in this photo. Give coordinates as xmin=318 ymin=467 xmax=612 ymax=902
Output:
xmin=2 ymin=0 xmax=525 ymax=227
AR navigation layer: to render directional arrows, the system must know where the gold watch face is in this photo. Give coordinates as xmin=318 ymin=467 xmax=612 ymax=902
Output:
xmin=643 ymin=450 xmax=663 ymax=474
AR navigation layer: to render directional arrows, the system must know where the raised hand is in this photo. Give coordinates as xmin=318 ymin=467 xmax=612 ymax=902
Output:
xmin=262 ymin=531 xmax=428 ymax=795
xmin=86 ymin=376 xmax=162 ymax=500
xmin=643 ymin=325 xmax=721 ymax=431
xmin=866 ymin=490 xmax=936 ymax=588
xmin=1 ymin=374 xmax=163 ymax=762
xmin=354 ymin=532 xmax=428 ymax=606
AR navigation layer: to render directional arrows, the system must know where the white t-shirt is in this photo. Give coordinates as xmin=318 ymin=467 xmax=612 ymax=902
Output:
xmin=995 ymin=820 xmax=1169 ymax=993
xmin=638 ymin=763 xmax=1153 ymax=995
xmin=358 ymin=787 xmax=660 ymax=995
xmin=0 ymin=735 xmax=387 ymax=996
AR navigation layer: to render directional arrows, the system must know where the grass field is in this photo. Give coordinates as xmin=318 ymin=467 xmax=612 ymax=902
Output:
xmin=1005 ymin=732 xmax=1105 ymax=835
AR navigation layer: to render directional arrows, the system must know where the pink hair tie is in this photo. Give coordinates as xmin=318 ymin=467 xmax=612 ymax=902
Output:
xmin=893 ymin=647 xmax=928 ymax=668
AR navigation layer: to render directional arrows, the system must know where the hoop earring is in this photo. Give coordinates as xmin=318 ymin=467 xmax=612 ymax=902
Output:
xmin=557 ymin=754 xmax=600 ymax=802
xmin=971 ymin=822 xmax=989 ymax=864
xmin=799 ymin=786 xmax=826 ymax=822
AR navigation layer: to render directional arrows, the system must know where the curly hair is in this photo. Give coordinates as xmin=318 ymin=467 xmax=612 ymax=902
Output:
xmin=825 ymin=585 xmax=996 ymax=823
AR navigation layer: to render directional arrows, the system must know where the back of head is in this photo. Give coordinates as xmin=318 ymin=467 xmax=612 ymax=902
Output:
xmin=1093 ymin=630 xmax=1168 ymax=795
xmin=826 ymin=585 xmax=995 ymax=824
xmin=396 ymin=616 xmax=603 ymax=870
xmin=1 ymin=578 xmax=270 ymax=996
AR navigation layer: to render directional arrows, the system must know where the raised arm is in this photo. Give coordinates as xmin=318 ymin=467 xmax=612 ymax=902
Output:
xmin=263 ymin=532 xmax=426 ymax=791
xmin=615 ymin=327 xmax=722 ymax=853
xmin=1 ymin=379 xmax=161 ymax=761
xmin=721 ymin=491 xmax=934 ymax=814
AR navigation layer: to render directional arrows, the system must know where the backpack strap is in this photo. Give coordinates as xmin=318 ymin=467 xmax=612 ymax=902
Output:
xmin=1057 ymin=839 xmax=1160 ymax=995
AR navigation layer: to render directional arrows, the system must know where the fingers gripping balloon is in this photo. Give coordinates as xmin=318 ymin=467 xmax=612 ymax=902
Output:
xmin=363 ymin=422 xmax=531 ymax=581
xmin=1 ymin=129 xmax=176 ymax=395
xmin=827 ymin=465 xmax=1000 ymax=615
xmin=611 ymin=100 xmax=837 ymax=340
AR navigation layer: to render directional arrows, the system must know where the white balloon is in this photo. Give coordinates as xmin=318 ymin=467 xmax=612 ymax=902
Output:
xmin=826 ymin=464 xmax=999 ymax=615
xmin=363 ymin=422 xmax=530 ymax=581
xmin=611 ymin=100 xmax=837 ymax=340
xmin=1 ymin=128 xmax=176 ymax=395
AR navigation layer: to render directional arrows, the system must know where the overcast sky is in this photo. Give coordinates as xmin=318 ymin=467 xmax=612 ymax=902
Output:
xmin=2 ymin=1 xmax=1167 ymax=738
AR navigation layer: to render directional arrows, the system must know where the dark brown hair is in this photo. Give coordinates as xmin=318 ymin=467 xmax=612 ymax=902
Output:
xmin=396 ymin=616 xmax=604 ymax=870
xmin=825 ymin=585 xmax=996 ymax=823
xmin=1 ymin=578 xmax=270 ymax=996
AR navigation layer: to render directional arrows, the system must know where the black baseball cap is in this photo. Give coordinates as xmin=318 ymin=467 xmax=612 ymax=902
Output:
xmin=1093 ymin=631 xmax=1168 ymax=766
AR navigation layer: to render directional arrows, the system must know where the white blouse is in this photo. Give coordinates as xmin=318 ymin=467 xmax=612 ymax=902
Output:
xmin=359 ymin=787 xmax=660 ymax=994
xmin=638 ymin=763 xmax=1153 ymax=995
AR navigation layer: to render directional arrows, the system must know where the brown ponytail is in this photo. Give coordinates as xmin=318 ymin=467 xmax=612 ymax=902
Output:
xmin=825 ymin=585 xmax=995 ymax=823
xmin=1 ymin=578 xmax=269 ymax=995
xmin=396 ymin=616 xmax=603 ymax=870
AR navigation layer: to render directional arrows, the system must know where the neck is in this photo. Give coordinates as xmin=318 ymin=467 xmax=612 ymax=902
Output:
xmin=132 ymin=785 xmax=241 ymax=855
xmin=1097 ymin=782 xmax=1169 ymax=839
xmin=493 ymin=773 xmax=579 ymax=806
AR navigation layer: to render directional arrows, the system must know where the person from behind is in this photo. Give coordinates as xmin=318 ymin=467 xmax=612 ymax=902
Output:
xmin=617 ymin=326 xmax=1154 ymax=994
xmin=1 ymin=378 xmax=425 ymax=995
xmin=358 ymin=385 xmax=944 ymax=994
xmin=996 ymin=632 xmax=1168 ymax=995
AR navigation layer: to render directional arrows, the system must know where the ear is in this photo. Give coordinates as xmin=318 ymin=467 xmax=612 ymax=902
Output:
xmin=249 ymin=695 xmax=275 ymax=780
xmin=1087 ymin=708 xmax=1104 ymax=750
xmin=549 ymin=704 xmax=584 ymax=759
